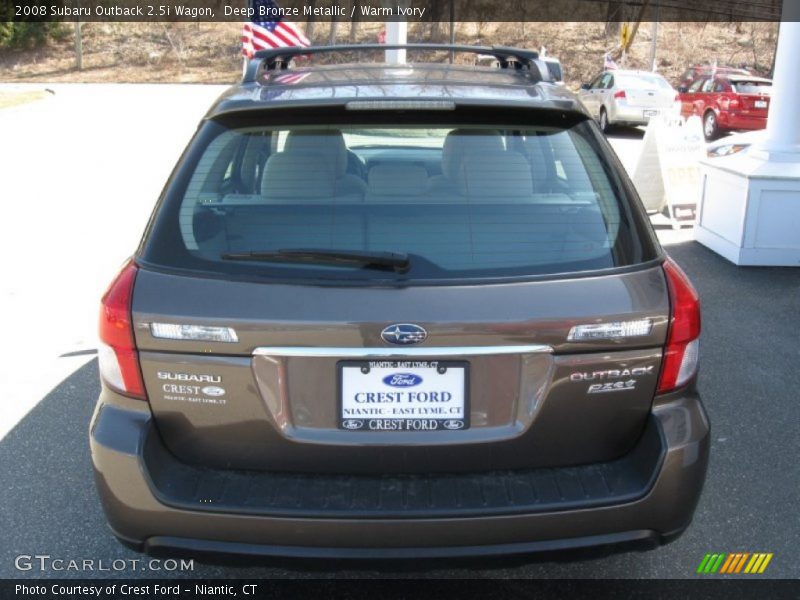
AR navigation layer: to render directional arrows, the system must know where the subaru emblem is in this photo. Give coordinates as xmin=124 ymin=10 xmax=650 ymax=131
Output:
xmin=381 ymin=324 xmax=427 ymax=345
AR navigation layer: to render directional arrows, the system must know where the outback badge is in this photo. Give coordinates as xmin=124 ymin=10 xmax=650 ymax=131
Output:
xmin=381 ymin=323 xmax=427 ymax=345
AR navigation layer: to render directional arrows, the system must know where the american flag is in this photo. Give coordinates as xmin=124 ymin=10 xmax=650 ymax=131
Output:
xmin=241 ymin=0 xmax=310 ymax=59
xmin=272 ymin=71 xmax=310 ymax=85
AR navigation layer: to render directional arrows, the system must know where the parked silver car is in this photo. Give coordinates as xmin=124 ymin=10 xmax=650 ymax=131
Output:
xmin=579 ymin=70 xmax=679 ymax=132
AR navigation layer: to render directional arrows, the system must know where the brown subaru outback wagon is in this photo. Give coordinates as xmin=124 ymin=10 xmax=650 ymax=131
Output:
xmin=91 ymin=44 xmax=708 ymax=559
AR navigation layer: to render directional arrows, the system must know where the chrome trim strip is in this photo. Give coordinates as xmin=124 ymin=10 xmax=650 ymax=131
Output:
xmin=253 ymin=345 xmax=552 ymax=358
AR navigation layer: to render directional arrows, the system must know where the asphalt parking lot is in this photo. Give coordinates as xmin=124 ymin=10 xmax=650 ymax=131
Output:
xmin=1 ymin=85 xmax=798 ymax=579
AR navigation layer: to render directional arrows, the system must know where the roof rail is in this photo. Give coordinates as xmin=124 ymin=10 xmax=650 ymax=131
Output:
xmin=242 ymin=44 xmax=544 ymax=84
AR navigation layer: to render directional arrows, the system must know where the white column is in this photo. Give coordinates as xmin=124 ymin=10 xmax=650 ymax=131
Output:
xmin=756 ymin=2 xmax=800 ymax=157
xmin=385 ymin=21 xmax=407 ymax=64
xmin=693 ymin=0 xmax=800 ymax=266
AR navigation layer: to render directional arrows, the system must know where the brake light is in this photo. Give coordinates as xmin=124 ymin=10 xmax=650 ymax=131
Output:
xmin=98 ymin=260 xmax=146 ymax=400
xmin=614 ymin=90 xmax=627 ymax=99
xmin=658 ymin=258 xmax=701 ymax=393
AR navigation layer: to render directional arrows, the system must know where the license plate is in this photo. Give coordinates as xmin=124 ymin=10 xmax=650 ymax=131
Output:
xmin=755 ymin=100 xmax=768 ymax=109
xmin=338 ymin=360 xmax=468 ymax=431
xmin=643 ymin=109 xmax=660 ymax=117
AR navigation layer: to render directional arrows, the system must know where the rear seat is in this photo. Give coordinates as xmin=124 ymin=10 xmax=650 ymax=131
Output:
xmin=366 ymin=164 xmax=461 ymax=203
xmin=260 ymin=151 xmax=362 ymax=204
xmin=284 ymin=129 xmax=366 ymax=196
xmin=428 ymin=129 xmax=505 ymax=193
xmin=525 ymin=135 xmax=553 ymax=194
xmin=460 ymin=150 xmax=534 ymax=202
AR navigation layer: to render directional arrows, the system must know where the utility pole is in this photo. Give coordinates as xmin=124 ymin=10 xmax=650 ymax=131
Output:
xmin=74 ymin=0 xmax=82 ymax=70
xmin=74 ymin=22 xmax=82 ymax=70
xmin=648 ymin=20 xmax=658 ymax=71
xmin=648 ymin=0 xmax=660 ymax=71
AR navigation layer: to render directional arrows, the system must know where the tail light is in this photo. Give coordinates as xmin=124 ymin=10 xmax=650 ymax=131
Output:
xmin=729 ymin=98 xmax=741 ymax=109
xmin=98 ymin=260 xmax=146 ymax=400
xmin=657 ymin=258 xmax=701 ymax=393
xmin=614 ymin=90 xmax=627 ymax=99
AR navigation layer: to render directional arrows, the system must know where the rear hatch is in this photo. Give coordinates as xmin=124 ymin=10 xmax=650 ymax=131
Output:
xmin=728 ymin=77 xmax=772 ymax=116
xmin=624 ymin=88 xmax=665 ymax=107
xmin=132 ymin=105 xmax=666 ymax=474
xmin=133 ymin=269 xmax=667 ymax=473
xmin=617 ymin=73 xmax=676 ymax=111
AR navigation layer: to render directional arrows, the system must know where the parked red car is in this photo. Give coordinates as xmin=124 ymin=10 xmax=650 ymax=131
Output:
xmin=678 ymin=74 xmax=772 ymax=140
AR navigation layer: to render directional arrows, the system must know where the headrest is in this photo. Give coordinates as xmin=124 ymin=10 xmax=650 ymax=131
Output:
xmin=441 ymin=129 xmax=505 ymax=180
xmin=460 ymin=151 xmax=534 ymax=198
xmin=261 ymin=151 xmax=334 ymax=199
xmin=284 ymin=129 xmax=348 ymax=176
xmin=367 ymin=164 xmax=429 ymax=196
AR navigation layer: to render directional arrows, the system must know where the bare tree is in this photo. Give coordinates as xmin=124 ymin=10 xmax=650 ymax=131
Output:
xmin=608 ymin=0 xmax=650 ymax=61
xmin=305 ymin=0 xmax=317 ymax=41
xmin=328 ymin=19 xmax=338 ymax=45
xmin=428 ymin=0 xmax=450 ymax=42
xmin=349 ymin=0 xmax=359 ymax=43
xmin=604 ymin=1 xmax=624 ymax=37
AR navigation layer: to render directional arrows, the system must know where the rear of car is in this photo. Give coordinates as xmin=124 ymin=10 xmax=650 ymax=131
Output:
xmin=90 ymin=55 xmax=708 ymax=558
xmin=578 ymin=70 xmax=679 ymax=131
xmin=713 ymin=75 xmax=772 ymax=133
xmin=679 ymin=75 xmax=772 ymax=140
xmin=606 ymin=71 xmax=679 ymax=127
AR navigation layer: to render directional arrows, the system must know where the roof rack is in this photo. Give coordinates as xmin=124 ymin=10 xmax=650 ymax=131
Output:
xmin=242 ymin=44 xmax=545 ymax=84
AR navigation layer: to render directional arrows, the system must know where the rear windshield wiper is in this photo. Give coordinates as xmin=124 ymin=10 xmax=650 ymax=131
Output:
xmin=221 ymin=248 xmax=411 ymax=274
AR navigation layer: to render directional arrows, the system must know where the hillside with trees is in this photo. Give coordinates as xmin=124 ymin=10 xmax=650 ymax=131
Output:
xmin=0 ymin=20 xmax=779 ymax=89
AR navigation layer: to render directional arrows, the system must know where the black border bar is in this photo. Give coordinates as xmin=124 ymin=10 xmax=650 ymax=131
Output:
xmin=1 ymin=0 xmax=790 ymax=23
xmin=3 ymin=579 xmax=800 ymax=600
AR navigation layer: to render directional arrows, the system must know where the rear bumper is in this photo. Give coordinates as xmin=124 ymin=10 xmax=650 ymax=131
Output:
xmin=90 ymin=390 xmax=709 ymax=559
xmin=716 ymin=111 xmax=767 ymax=131
xmin=609 ymin=103 xmax=678 ymax=126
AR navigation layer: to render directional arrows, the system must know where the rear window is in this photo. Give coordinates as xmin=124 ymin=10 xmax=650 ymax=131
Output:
xmin=140 ymin=111 xmax=654 ymax=284
xmin=731 ymin=80 xmax=772 ymax=94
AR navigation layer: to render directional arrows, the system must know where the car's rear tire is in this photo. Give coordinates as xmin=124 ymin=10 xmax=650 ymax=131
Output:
xmin=599 ymin=108 xmax=611 ymax=134
xmin=703 ymin=111 xmax=719 ymax=141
